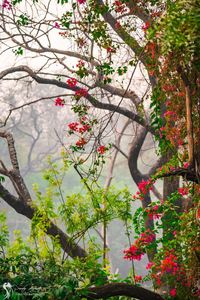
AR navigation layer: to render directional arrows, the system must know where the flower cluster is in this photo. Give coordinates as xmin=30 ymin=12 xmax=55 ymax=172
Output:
xmin=178 ymin=187 xmax=189 ymax=196
xmin=160 ymin=253 xmax=179 ymax=275
xmin=54 ymin=97 xmax=65 ymax=106
xmin=75 ymin=137 xmax=87 ymax=148
xmin=75 ymin=88 xmax=88 ymax=99
xmin=124 ymin=230 xmax=155 ymax=261
xmin=2 ymin=0 xmax=11 ymax=10
xmin=149 ymin=251 xmax=184 ymax=289
xmin=68 ymin=121 xmax=91 ymax=134
xmin=133 ymin=179 xmax=153 ymax=200
xmin=114 ymin=0 xmax=128 ymax=13
xmin=138 ymin=230 xmax=156 ymax=245
xmin=123 ymin=244 xmax=143 ymax=261
xmin=170 ymin=288 xmax=176 ymax=297
xmin=76 ymin=60 xmax=85 ymax=68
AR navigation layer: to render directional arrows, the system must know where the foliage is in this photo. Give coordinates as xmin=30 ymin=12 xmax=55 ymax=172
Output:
xmin=0 ymin=157 xmax=133 ymax=299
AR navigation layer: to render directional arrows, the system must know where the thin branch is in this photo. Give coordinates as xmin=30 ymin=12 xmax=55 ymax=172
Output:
xmin=0 ymin=66 xmax=154 ymax=133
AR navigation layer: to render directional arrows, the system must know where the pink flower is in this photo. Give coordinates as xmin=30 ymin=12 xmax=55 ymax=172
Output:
xmin=170 ymin=288 xmax=176 ymax=297
xmin=178 ymin=187 xmax=189 ymax=196
xmin=54 ymin=97 xmax=65 ymax=106
xmin=53 ymin=22 xmax=60 ymax=29
xmin=67 ymin=78 xmax=77 ymax=87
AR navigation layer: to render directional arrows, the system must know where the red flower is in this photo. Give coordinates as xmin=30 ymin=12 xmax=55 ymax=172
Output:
xmin=76 ymin=138 xmax=87 ymax=147
xmin=78 ymin=124 xmax=91 ymax=133
xmin=54 ymin=97 xmax=65 ymax=106
xmin=146 ymin=262 xmax=154 ymax=270
xmin=170 ymin=288 xmax=176 ymax=297
xmin=123 ymin=244 xmax=144 ymax=261
xmin=160 ymin=254 xmax=178 ymax=275
xmin=67 ymin=78 xmax=77 ymax=87
xmin=177 ymin=91 xmax=185 ymax=97
xmin=97 ymin=145 xmax=106 ymax=155
xmin=68 ymin=122 xmax=79 ymax=131
xmin=138 ymin=179 xmax=153 ymax=194
xmin=68 ymin=122 xmax=90 ymax=134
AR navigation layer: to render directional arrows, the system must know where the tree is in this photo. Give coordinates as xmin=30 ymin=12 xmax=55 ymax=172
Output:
xmin=0 ymin=0 xmax=199 ymax=299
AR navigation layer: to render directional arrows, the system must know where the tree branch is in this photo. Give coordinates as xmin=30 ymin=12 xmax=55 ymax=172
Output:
xmin=85 ymin=282 xmax=164 ymax=300
xmin=95 ymin=0 xmax=147 ymax=66
xmin=0 ymin=66 xmax=154 ymax=133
